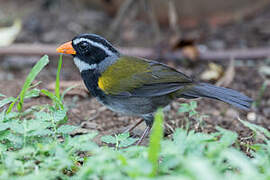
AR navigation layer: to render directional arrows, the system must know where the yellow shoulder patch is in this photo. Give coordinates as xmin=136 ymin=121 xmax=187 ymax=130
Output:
xmin=97 ymin=78 xmax=105 ymax=92
xmin=98 ymin=74 xmax=114 ymax=93
xmin=97 ymin=56 xmax=150 ymax=94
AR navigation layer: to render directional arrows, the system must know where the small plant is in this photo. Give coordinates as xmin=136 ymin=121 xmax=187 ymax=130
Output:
xmin=148 ymin=108 xmax=164 ymax=177
xmin=178 ymin=101 xmax=208 ymax=128
xmin=0 ymin=55 xmax=93 ymax=179
xmin=178 ymin=101 xmax=198 ymax=117
xmin=101 ymin=132 xmax=138 ymax=149
xmin=1 ymin=55 xmax=49 ymax=113
xmin=253 ymin=81 xmax=268 ymax=108
xmin=1 ymin=55 xmax=270 ymax=179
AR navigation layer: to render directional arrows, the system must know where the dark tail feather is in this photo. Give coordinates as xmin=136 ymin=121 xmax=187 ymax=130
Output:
xmin=182 ymin=83 xmax=253 ymax=110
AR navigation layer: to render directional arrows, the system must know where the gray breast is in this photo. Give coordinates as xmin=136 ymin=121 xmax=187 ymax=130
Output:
xmin=97 ymin=95 xmax=171 ymax=116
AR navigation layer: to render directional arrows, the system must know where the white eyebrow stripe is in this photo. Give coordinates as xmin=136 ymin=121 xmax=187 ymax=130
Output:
xmin=74 ymin=57 xmax=97 ymax=72
xmin=73 ymin=38 xmax=114 ymax=56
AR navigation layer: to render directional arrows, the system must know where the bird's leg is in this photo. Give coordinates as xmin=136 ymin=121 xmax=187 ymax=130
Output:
xmin=135 ymin=114 xmax=154 ymax=145
xmin=124 ymin=118 xmax=144 ymax=134
xmin=136 ymin=125 xmax=151 ymax=145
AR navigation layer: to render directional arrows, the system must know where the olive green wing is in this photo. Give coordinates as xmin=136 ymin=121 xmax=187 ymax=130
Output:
xmin=98 ymin=56 xmax=194 ymax=97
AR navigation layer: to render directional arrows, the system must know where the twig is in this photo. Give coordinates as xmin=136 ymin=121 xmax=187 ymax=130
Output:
xmin=1 ymin=43 xmax=270 ymax=61
xmin=216 ymin=58 xmax=235 ymax=87
xmin=142 ymin=0 xmax=161 ymax=43
xmin=107 ymin=0 xmax=137 ymax=39
xmin=197 ymin=47 xmax=270 ymax=60
xmin=0 ymin=44 xmax=57 ymax=56
xmin=168 ymin=0 xmax=180 ymax=34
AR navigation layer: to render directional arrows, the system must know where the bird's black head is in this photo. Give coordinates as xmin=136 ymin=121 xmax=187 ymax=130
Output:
xmin=72 ymin=34 xmax=119 ymax=63
xmin=57 ymin=34 xmax=119 ymax=72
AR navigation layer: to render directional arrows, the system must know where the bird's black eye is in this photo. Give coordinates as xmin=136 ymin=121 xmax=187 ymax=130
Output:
xmin=79 ymin=42 xmax=89 ymax=50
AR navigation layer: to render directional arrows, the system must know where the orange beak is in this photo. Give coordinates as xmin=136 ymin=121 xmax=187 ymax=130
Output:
xmin=56 ymin=41 xmax=76 ymax=55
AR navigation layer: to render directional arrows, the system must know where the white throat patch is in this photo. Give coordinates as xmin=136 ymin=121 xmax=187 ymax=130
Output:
xmin=74 ymin=57 xmax=97 ymax=72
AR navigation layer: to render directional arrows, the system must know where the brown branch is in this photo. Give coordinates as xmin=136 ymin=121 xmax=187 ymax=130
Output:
xmin=1 ymin=43 xmax=270 ymax=61
xmin=0 ymin=44 xmax=57 ymax=56
xmin=168 ymin=0 xmax=180 ymax=34
xmin=107 ymin=0 xmax=137 ymax=39
xmin=142 ymin=0 xmax=161 ymax=43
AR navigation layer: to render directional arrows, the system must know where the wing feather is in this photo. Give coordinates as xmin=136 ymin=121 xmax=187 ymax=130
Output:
xmin=98 ymin=56 xmax=193 ymax=97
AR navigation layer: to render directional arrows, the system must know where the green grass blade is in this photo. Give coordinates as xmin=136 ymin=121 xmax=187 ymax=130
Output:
xmin=16 ymin=55 xmax=49 ymax=112
xmin=55 ymin=55 xmax=62 ymax=99
xmin=253 ymin=81 xmax=267 ymax=108
xmin=61 ymin=84 xmax=79 ymax=100
xmin=0 ymin=97 xmax=16 ymax=108
xmin=238 ymin=117 xmax=270 ymax=139
xmin=41 ymin=89 xmax=63 ymax=109
xmin=148 ymin=108 xmax=164 ymax=177
xmin=6 ymin=96 xmax=19 ymax=113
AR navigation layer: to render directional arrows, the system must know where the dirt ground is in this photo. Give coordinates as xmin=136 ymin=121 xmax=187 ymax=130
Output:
xmin=0 ymin=1 xmax=269 ymax=144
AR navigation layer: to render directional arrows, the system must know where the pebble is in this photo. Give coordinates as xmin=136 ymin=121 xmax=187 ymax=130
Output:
xmin=225 ymin=108 xmax=239 ymax=118
xmin=263 ymin=107 xmax=270 ymax=117
xmin=247 ymin=112 xmax=256 ymax=121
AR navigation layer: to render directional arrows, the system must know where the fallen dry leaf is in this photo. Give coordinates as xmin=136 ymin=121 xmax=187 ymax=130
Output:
xmin=0 ymin=19 xmax=22 ymax=47
xmin=216 ymin=58 xmax=235 ymax=87
xmin=168 ymin=35 xmax=199 ymax=60
xmin=200 ymin=63 xmax=224 ymax=81
xmin=259 ymin=65 xmax=270 ymax=77
xmin=182 ymin=46 xmax=199 ymax=60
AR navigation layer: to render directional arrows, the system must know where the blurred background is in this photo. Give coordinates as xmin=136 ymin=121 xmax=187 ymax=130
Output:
xmin=0 ymin=0 xmax=269 ymax=139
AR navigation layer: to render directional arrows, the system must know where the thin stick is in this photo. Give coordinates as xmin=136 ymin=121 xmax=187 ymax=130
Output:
xmin=124 ymin=119 xmax=144 ymax=133
xmin=142 ymin=0 xmax=161 ymax=43
xmin=1 ymin=43 xmax=270 ymax=61
xmin=107 ymin=0 xmax=137 ymax=38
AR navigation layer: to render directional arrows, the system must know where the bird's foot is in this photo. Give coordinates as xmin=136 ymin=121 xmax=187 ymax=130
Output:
xmin=135 ymin=125 xmax=151 ymax=145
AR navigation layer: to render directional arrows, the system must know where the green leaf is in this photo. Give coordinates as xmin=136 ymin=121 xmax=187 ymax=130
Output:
xmin=68 ymin=132 xmax=98 ymax=151
xmin=0 ymin=123 xmax=9 ymax=131
xmin=0 ymin=93 xmax=6 ymax=97
xmin=74 ymin=132 xmax=98 ymax=142
xmin=9 ymin=121 xmax=24 ymax=134
xmin=222 ymin=149 xmax=257 ymax=175
xmin=6 ymin=96 xmax=19 ymax=114
xmin=216 ymin=126 xmax=238 ymax=146
xmin=34 ymin=111 xmax=51 ymax=122
xmin=117 ymin=132 xmax=130 ymax=141
xmin=185 ymin=157 xmax=221 ymax=180
xmin=190 ymin=101 xmax=197 ymax=109
xmin=52 ymin=109 xmax=67 ymax=122
xmin=119 ymin=137 xmax=138 ymax=148
xmin=6 ymin=133 xmax=23 ymax=148
xmin=101 ymin=135 xmax=117 ymax=144
xmin=24 ymin=88 xmax=40 ymax=99
xmin=41 ymin=89 xmax=63 ymax=109
xmin=148 ymin=108 xmax=164 ymax=177
xmin=189 ymin=110 xmax=197 ymax=117
xmin=16 ymin=55 xmax=49 ymax=112
xmin=0 ymin=97 xmax=16 ymax=108
xmin=57 ymin=125 xmax=78 ymax=134
xmin=238 ymin=118 xmax=270 ymax=139
xmin=178 ymin=103 xmax=190 ymax=113
xmin=61 ymin=84 xmax=79 ymax=100
xmin=0 ymin=109 xmax=6 ymax=122
xmin=29 ymin=129 xmax=53 ymax=136
xmin=55 ymin=55 xmax=62 ymax=99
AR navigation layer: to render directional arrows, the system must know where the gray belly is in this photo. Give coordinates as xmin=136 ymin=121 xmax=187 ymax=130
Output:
xmin=97 ymin=95 xmax=172 ymax=116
